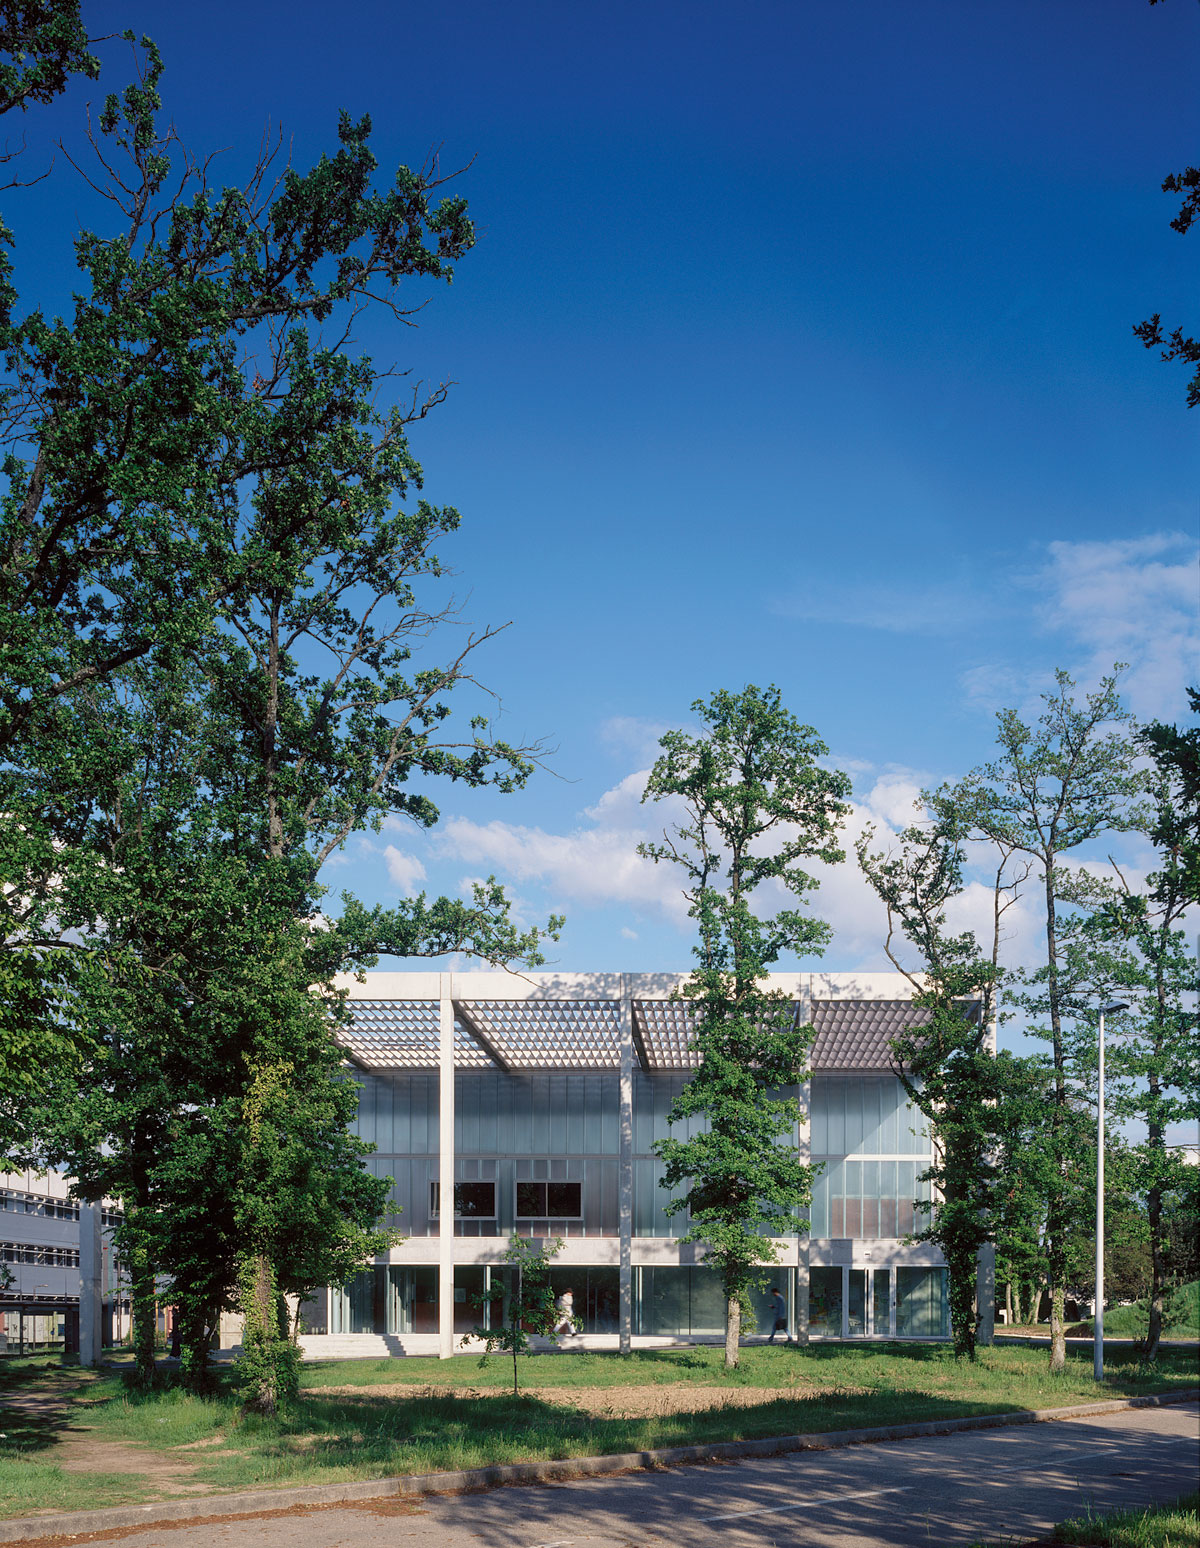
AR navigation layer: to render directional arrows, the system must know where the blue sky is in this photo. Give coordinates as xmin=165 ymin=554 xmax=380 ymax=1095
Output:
xmin=16 ymin=1 xmax=1199 ymax=997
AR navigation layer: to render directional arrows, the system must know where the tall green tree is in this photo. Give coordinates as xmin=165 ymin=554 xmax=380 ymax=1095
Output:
xmin=932 ymin=670 xmax=1145 ymax=1370
xmin=639 ymin=685 xmax=849 ymax=1369
xmin=2 ymin=31 xmax=560 ymax=1407
xmin=0 ymin=26 xmax=483 ymax=1145
xmin=1056 ymin=693 xmax=1200 ymax=1360
xmin=857 ymin=814 xmax=1023 ymax=1358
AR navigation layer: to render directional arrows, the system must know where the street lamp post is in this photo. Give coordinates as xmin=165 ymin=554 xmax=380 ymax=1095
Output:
xmin=1095 ymin=1000 xmax=1128 ymax=1383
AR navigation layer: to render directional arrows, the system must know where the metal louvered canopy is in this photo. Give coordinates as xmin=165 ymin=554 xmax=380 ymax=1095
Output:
xmin=338 ymin=1000 xmax=492 ymax=1070
xmin=633 ymin=999 xmax=698 ymax=1069
xmin=338 ymin=994 xmax=937 ymax=1072
xmin=809 ymin=999 xmax=928 ymax=1070
xmin=457 ymin=1000 xmax=622 ymax=1069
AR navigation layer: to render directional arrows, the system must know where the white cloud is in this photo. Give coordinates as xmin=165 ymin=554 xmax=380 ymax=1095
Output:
xmin=383 ymin=846 xmax=427 ymax=897
xmin=859 ymin=771 xmax=926 ymax=830
xmin=583 ymin=769 xmax=656 ymax=825
xmin=431 ymin=761 xmax=965 ymax=967
xmin=1029 ymin=533 xmax=1198 ymax=721
xmin=436 ymin=804 xmax=690 ymax=922
xmin=431 ymin=764 xmax=705 ymax=928
xmin=620 ymin=926 xmax=638 ymax=941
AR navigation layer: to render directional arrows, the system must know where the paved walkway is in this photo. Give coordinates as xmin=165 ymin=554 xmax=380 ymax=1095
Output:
xmin=6 ymin=1399 xmax=1196 ymax=1548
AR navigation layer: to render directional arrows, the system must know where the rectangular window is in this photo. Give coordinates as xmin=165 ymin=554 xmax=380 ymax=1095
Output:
xmin=429 ymin=1181 xmax=496 ymax=1219
xmin=515 ymin=1180 xmax=583 ymax=1218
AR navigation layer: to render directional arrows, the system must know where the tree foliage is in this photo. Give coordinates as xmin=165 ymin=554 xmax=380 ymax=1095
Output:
xmin=930 ymin=670 xmax=1145 ymax=1370
xmin=466 ymin=1235 xmax=567 ymax=1397
xmin=857 ymin=811 xmax=1020 ymax=1358
xmin=1133 ymin=164 xmax=1200 ymax=407
xmin=0 ymin=20 xmax=559 ymax=1409
xmin=639 ymin=685 xmax=849 ymax=1368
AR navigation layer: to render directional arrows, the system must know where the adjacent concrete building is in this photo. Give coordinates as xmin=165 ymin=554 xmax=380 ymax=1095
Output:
xmin=0 ymin=1169 xmax=124 ymax=1354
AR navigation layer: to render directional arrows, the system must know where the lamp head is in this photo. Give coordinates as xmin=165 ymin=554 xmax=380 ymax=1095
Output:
xmin=1101 ymin=1001 xmax=1128 ymax=1015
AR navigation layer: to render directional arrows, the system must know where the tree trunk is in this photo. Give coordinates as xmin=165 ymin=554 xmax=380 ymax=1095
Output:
xmin=1048 ymin=1279 xmax=1066 ymax=1372
xmin=724 ymin=1294 xmax=740 ymax=1370
xmin=128 ymin=1235 xmax=157 ymax=1390
xmin=178 ymin=1301 xmax=212 ymax=1394
xmin=237 ymin=1249 xmax=298 ymax=1415
xmin=1145 ymin=1023 xmax=1166 ymax=1362
xmin=1145 ymin=1178 xmax=1164 ymax=1362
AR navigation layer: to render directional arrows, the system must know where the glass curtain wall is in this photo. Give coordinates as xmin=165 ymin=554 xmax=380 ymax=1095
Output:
xmin=331 ymin=1266 xmax=440 ymax=1334
xmin=633 ymin=1268 xmax=792 ymax=1337
xmin=809 ymin=1076 xmax=932 ymax=1238
xmin=809 ymin=1266 xmax=843 ymax=1335
xmin=896 ymin=1267 xmax=950 ymax=1337
xmin=807 ymin=1266 xmax=948 ymax=1339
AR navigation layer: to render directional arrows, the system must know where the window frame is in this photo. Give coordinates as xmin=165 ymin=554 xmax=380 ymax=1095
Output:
xmin=428 ymin=1180 xmax=498 ymax=1221
xmin=514 ymin=1179 xmax=584 ymax=1220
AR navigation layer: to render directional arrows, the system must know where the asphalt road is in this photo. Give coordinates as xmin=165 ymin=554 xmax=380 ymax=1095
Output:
xmin=20 ymin=1402 xmax=1200 ymax=1548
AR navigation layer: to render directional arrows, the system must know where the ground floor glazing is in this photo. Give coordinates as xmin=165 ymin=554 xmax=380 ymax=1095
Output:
xmin=326 ymin=1260 xmax=950 ymax=1341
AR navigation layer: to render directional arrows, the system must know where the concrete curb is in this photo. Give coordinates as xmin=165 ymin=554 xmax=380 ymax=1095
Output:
xmin=1 ymin=1387 xmax=1195 ymax=1543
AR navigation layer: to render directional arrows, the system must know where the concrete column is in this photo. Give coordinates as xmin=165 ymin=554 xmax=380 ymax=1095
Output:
xmin=976 ymin=1242 xmax=996 ymax=1346
xmin=78 ymin=1201 xmax=103 ymax=1367
xmin=438 ymin=973 xmax=455 ymax=1359
xmin=795 ymin=1076 xmax=811 ymax=1345
xmin=794 ymin=977 xmax=812 ymax=1344
xmin=618 ymin=974 xmax=633 ymax=1355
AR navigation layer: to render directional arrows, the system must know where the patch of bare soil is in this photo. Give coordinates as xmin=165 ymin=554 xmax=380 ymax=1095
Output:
xmin=53 ymin=1430 xmax=210 ymax=1493
xmin=318 ymin=1381 xmax=831 ymax=1418
xmin=2 ymin=1384 xmax=212 ymax=1504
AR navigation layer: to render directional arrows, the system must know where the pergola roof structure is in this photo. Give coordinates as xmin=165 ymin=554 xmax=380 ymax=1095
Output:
xmin=336 ymin=995 xmax=929 ymax=1073
xmin=810 ymin=998 xmax=930 ymax=1070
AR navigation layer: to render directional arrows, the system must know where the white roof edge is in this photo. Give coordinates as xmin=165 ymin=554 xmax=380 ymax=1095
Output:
xmin=334 ymin=970 xmax=920 ymax=1002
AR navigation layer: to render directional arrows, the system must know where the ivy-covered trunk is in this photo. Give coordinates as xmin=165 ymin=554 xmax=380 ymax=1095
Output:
xmin=946 ymin=1238 xmax=979 ymax=1361
xmin=127 ymin=1233 xmax=158 ymax=1390
xmin=1048 ymin=1279 xmax=1067 ymax=1371
xmin=236 ymin=1250 xmax=298 ymax=1416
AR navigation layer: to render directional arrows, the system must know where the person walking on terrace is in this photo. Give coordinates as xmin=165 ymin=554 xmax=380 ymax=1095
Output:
xmin=554 ymin=1288 xmax=576 ymax=1337
xmin=768 ymin=1287 xmax=791 ymax=1344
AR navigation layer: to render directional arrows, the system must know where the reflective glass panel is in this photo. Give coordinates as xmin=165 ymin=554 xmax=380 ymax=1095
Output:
xmin=809 ymin=1266 xmax=843 ymax=1336
xmin=872 ymin=1269 xmax=891 ymax=1336
xmin=848 ymin=1269 xmax=867 ymax=1336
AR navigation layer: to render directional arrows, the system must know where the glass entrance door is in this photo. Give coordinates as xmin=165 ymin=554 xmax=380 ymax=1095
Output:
xmin=871 ymin=1268 xmax=892 ymax=1337
xmin=847 ymin=1269 xmax=867 ymax=1335
xmin=810 ymin=1266 xmax=895 ymax=1338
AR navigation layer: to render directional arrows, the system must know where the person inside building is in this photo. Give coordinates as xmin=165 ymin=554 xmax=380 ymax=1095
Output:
xmin=768 ymin=1286 xmax=790 ymax=1344
xmin=554 ymin=1287 xmax=576 ymax=1337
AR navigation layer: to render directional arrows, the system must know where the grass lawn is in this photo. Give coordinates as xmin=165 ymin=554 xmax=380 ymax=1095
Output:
xmin=1049 ymin=1491 xmax=1199 ymax=1548
xmin=0 ymin=1343 xmax=1196 ymax=1517
xmin=1000 ymin=1281 xmax=1200 ymax=1343
xmin=1066 ymin=1282 xmax=1200 ymax=1342
xmin=974 ymin=1490 xmax=1200 ymax=1548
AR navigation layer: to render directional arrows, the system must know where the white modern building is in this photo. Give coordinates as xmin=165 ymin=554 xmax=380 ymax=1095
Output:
xmin=295 ymin=970 xmax=990 ymax=1358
